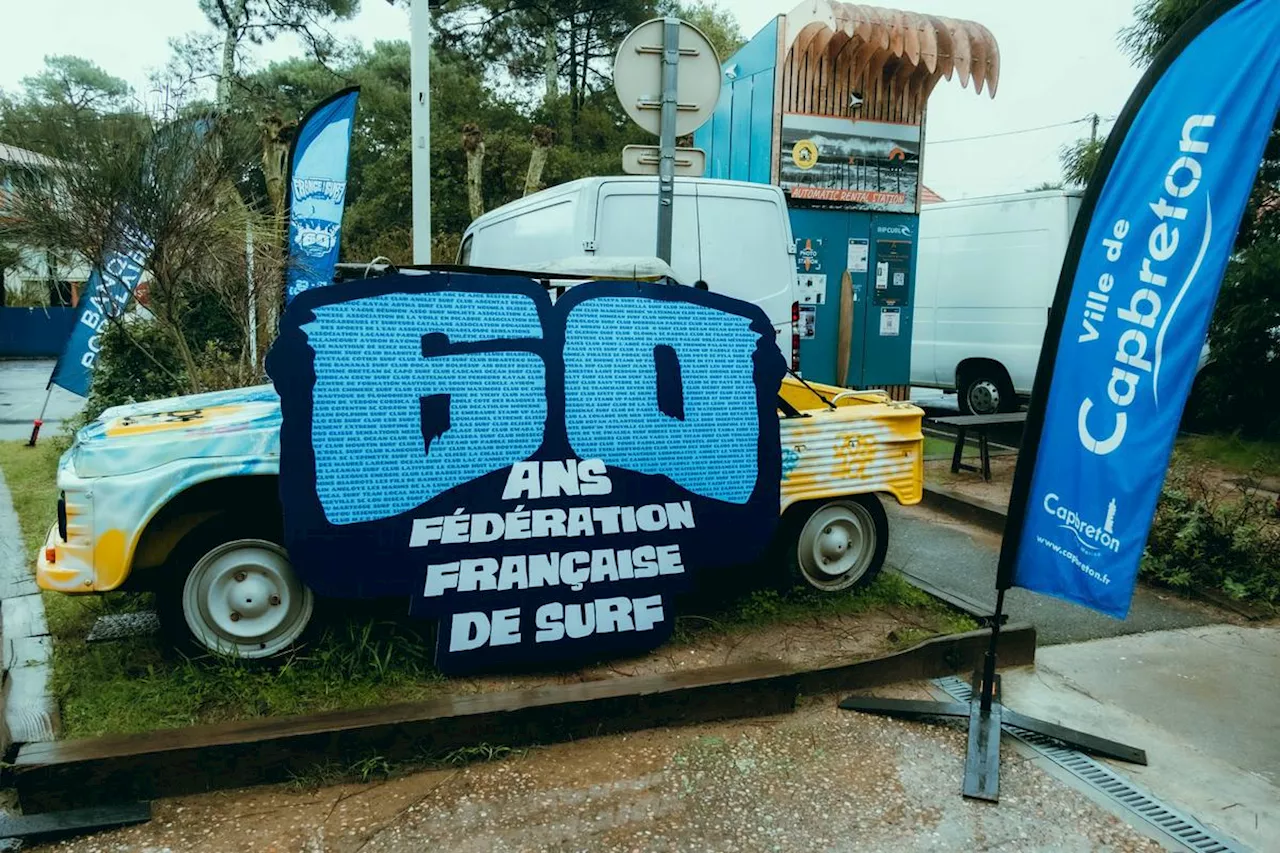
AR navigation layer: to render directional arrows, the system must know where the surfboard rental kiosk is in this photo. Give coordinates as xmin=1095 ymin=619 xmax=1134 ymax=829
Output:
xmin=694 ymin=1 xmax=1000 ymax=394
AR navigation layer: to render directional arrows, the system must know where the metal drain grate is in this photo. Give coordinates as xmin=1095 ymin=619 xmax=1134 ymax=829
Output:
xmin=933 ymin=675 xmax=1248 ymax=853
xmin=85 ymin=611 xmax=161 ymax=642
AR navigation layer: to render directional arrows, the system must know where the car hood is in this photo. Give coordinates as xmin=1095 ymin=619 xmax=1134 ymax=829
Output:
xmin=72 ymin=384 xmax=283 ymax=478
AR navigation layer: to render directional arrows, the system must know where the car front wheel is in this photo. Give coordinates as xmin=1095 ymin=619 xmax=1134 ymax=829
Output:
xmin=162 ymin=521 xmax=313 ymax=659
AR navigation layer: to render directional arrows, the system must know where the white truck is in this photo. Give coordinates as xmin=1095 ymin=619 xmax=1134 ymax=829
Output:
xmin=911 ymin=189 xmax=1083 ymax=415
xmin=459 ymin=176 xmax=799 ymax=357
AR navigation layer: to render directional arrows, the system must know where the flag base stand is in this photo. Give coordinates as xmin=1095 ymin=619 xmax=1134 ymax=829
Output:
xmin=838 ymin=590 xmax=1147 ymax=802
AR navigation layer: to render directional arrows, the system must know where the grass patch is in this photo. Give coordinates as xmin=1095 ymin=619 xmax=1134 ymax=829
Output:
xmin=1177 ymin=433 xmax=1280 ymax=479
xmin=51 ymin=616 xmax=447 ymax=739
xmin=675 ymin=572 xmax=977 ymax=645
xmin=4 ymin=441 xmax=976 ymax=738
xmin=923 ymin=435 xmax=956 ymax=458
xmin=53 ymin=573 xmax=975 ymax=740
xmin=0 ymin=439 xmax=63 ymax=553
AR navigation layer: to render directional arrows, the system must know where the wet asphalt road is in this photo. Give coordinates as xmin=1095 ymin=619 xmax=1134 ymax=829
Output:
xmin=0 ymin=359 xmax=85 ymax=441
xmin=885 ymin=501 xmax=1225 ymax=646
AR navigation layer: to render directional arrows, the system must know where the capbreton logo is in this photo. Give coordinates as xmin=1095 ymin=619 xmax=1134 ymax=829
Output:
xmin=1042 ymin=493 xmax=1120 ymax=556
xmin=1075 ymin=114 xmax=1217 ymax=457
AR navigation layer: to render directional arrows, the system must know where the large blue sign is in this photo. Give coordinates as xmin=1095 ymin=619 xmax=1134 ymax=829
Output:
xmin=50 ymin=238 xmax=149 ymax=397
xmin=267 ymin=272 xmax=785 ymax=673
xmin=1003 ymin=0 xmax=1280 ymax=617
xmin=285 ymin=88 xmax=359 ymax=304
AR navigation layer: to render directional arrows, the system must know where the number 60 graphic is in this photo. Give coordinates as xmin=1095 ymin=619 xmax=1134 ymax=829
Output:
xmin=271 ymin=275 xmax=786 ymax=528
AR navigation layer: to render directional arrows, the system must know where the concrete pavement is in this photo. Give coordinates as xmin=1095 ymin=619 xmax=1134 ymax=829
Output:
xmin=0 ymin=359 xmax=85 ymax=441
xmin=1002 ymin=626 xmax=1280 ymax=851
xmin=886 ymin=502 xmax=1226 ymax=645
xmin=0 ymin=448 xmax=57 ymax=756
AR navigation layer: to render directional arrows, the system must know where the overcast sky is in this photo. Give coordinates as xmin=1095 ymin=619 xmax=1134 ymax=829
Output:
xmin=0 ymin=0 xmax=1145 ymax=200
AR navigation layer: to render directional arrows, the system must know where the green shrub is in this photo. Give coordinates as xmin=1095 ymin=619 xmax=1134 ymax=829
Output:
xmin=78 ymin=321 xmax=190 ymax=424
xmin=1143 ymin=459 xmax=1280 ymax=604
xmin=75 ymin=290 xmax=250 ymax=428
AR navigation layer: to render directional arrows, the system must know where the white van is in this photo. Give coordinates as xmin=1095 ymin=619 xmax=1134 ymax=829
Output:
xmin=912 ymin=190 xmax=1083 ymax=414
xmin=459 ymin=177 xmax=797 ymax=344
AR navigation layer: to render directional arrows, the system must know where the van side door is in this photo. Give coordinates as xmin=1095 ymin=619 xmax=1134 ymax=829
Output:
xmin=593 ymin=180 xmax=699 ymax=282
xmin=694 ymin=184 xmax=794 ymax=340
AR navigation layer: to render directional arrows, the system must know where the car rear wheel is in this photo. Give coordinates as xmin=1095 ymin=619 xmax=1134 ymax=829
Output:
xmin=786 ymin=495 xmax=888 ymax=593
xmin=162 ymin=520 xmax=313 ymax=659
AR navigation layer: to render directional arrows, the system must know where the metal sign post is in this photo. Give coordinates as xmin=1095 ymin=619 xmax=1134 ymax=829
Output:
xmin=656 ymin=18 xmax=680 ymax=264
xmin=615 ymin=17 xmax=721 ymax=265
xmin=409 ymin=0 xmax=432 ymax=263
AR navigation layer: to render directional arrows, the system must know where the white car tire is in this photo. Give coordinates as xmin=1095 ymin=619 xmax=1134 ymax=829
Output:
xmin=785 ymin=495 xmax=889 ymax=593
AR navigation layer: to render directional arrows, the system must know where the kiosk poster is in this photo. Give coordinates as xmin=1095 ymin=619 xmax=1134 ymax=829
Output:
xmin=779 ymin=113 xmax=920 ymax=212
xmin=267 ymin=272 xmax=786 ymax=673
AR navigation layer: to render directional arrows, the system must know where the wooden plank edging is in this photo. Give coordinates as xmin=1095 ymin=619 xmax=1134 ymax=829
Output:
xmin=13 ymin=625 xmax=1035 ymax=812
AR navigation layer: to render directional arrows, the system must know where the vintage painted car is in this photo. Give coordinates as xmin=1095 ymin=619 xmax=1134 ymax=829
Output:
xmin=37 ymin=377 xmax=922 ymax=659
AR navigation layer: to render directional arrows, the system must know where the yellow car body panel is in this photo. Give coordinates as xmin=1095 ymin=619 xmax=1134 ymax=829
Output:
xmin=778 ymin=377 xmax=924 ymax=513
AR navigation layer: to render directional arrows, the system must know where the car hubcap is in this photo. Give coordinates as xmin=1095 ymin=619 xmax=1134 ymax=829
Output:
xmin=968 ymin=380 xmax=1000 ymax=415
xmin=797 ymin=501 xmax=876 ymax=591
xmin=183 ymin=539 xmax=312 ymax=658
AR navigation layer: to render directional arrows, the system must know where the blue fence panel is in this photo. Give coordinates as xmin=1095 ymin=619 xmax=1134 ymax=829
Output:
xmin=0 ymin=307 xmax=75 ymax=358
xmin=696 ymin=16 xmax=780 ymax=184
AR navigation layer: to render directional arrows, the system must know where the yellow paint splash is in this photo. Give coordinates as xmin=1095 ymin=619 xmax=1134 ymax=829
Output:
xmin=92 ymin=529 xmax=130 ymax=589
xmin=104 ymin=404 xmax=244 ymax=437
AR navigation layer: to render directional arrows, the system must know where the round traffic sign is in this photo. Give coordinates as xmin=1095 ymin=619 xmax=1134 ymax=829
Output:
xmin=792 ymin=139 xmax=819 ymax=170
xmin=614 ymin=18 xmax=722 ymax=138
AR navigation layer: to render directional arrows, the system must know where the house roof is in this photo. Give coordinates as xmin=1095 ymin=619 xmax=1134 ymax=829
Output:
xmin=0 ymin=142 xmax=56 ymax=169
xmin=921 ymin=185 xmax=945 ymax=204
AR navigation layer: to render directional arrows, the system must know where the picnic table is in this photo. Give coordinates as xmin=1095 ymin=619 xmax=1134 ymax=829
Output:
xmin=930 ymin=412 xmax=1028 ymax=482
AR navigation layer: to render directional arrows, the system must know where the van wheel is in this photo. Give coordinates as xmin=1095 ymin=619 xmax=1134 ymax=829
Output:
xmin=785 ymin=495 xmax=888 ymax=593
xmin=958 ymin=369 xmax=1015 ymax=416
xmin=160 ymin=519 xmax=313 ymax=659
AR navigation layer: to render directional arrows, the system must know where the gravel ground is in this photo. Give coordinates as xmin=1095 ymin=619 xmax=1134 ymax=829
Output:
xmin=33 ymin=685 xmax=1163 ymax=853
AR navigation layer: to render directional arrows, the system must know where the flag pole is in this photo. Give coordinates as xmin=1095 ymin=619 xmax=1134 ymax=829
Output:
xmin=26 ymin=385 xmax=54 ymax=447
xmin=835 ymin=0 xmax=1266 ymax=803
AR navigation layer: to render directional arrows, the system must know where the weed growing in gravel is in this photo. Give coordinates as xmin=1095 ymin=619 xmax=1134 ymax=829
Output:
xmin=288 ymin=744 xmax=530 ymax=790
xmin=440 ymin=743 xmax=526 ymax=765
